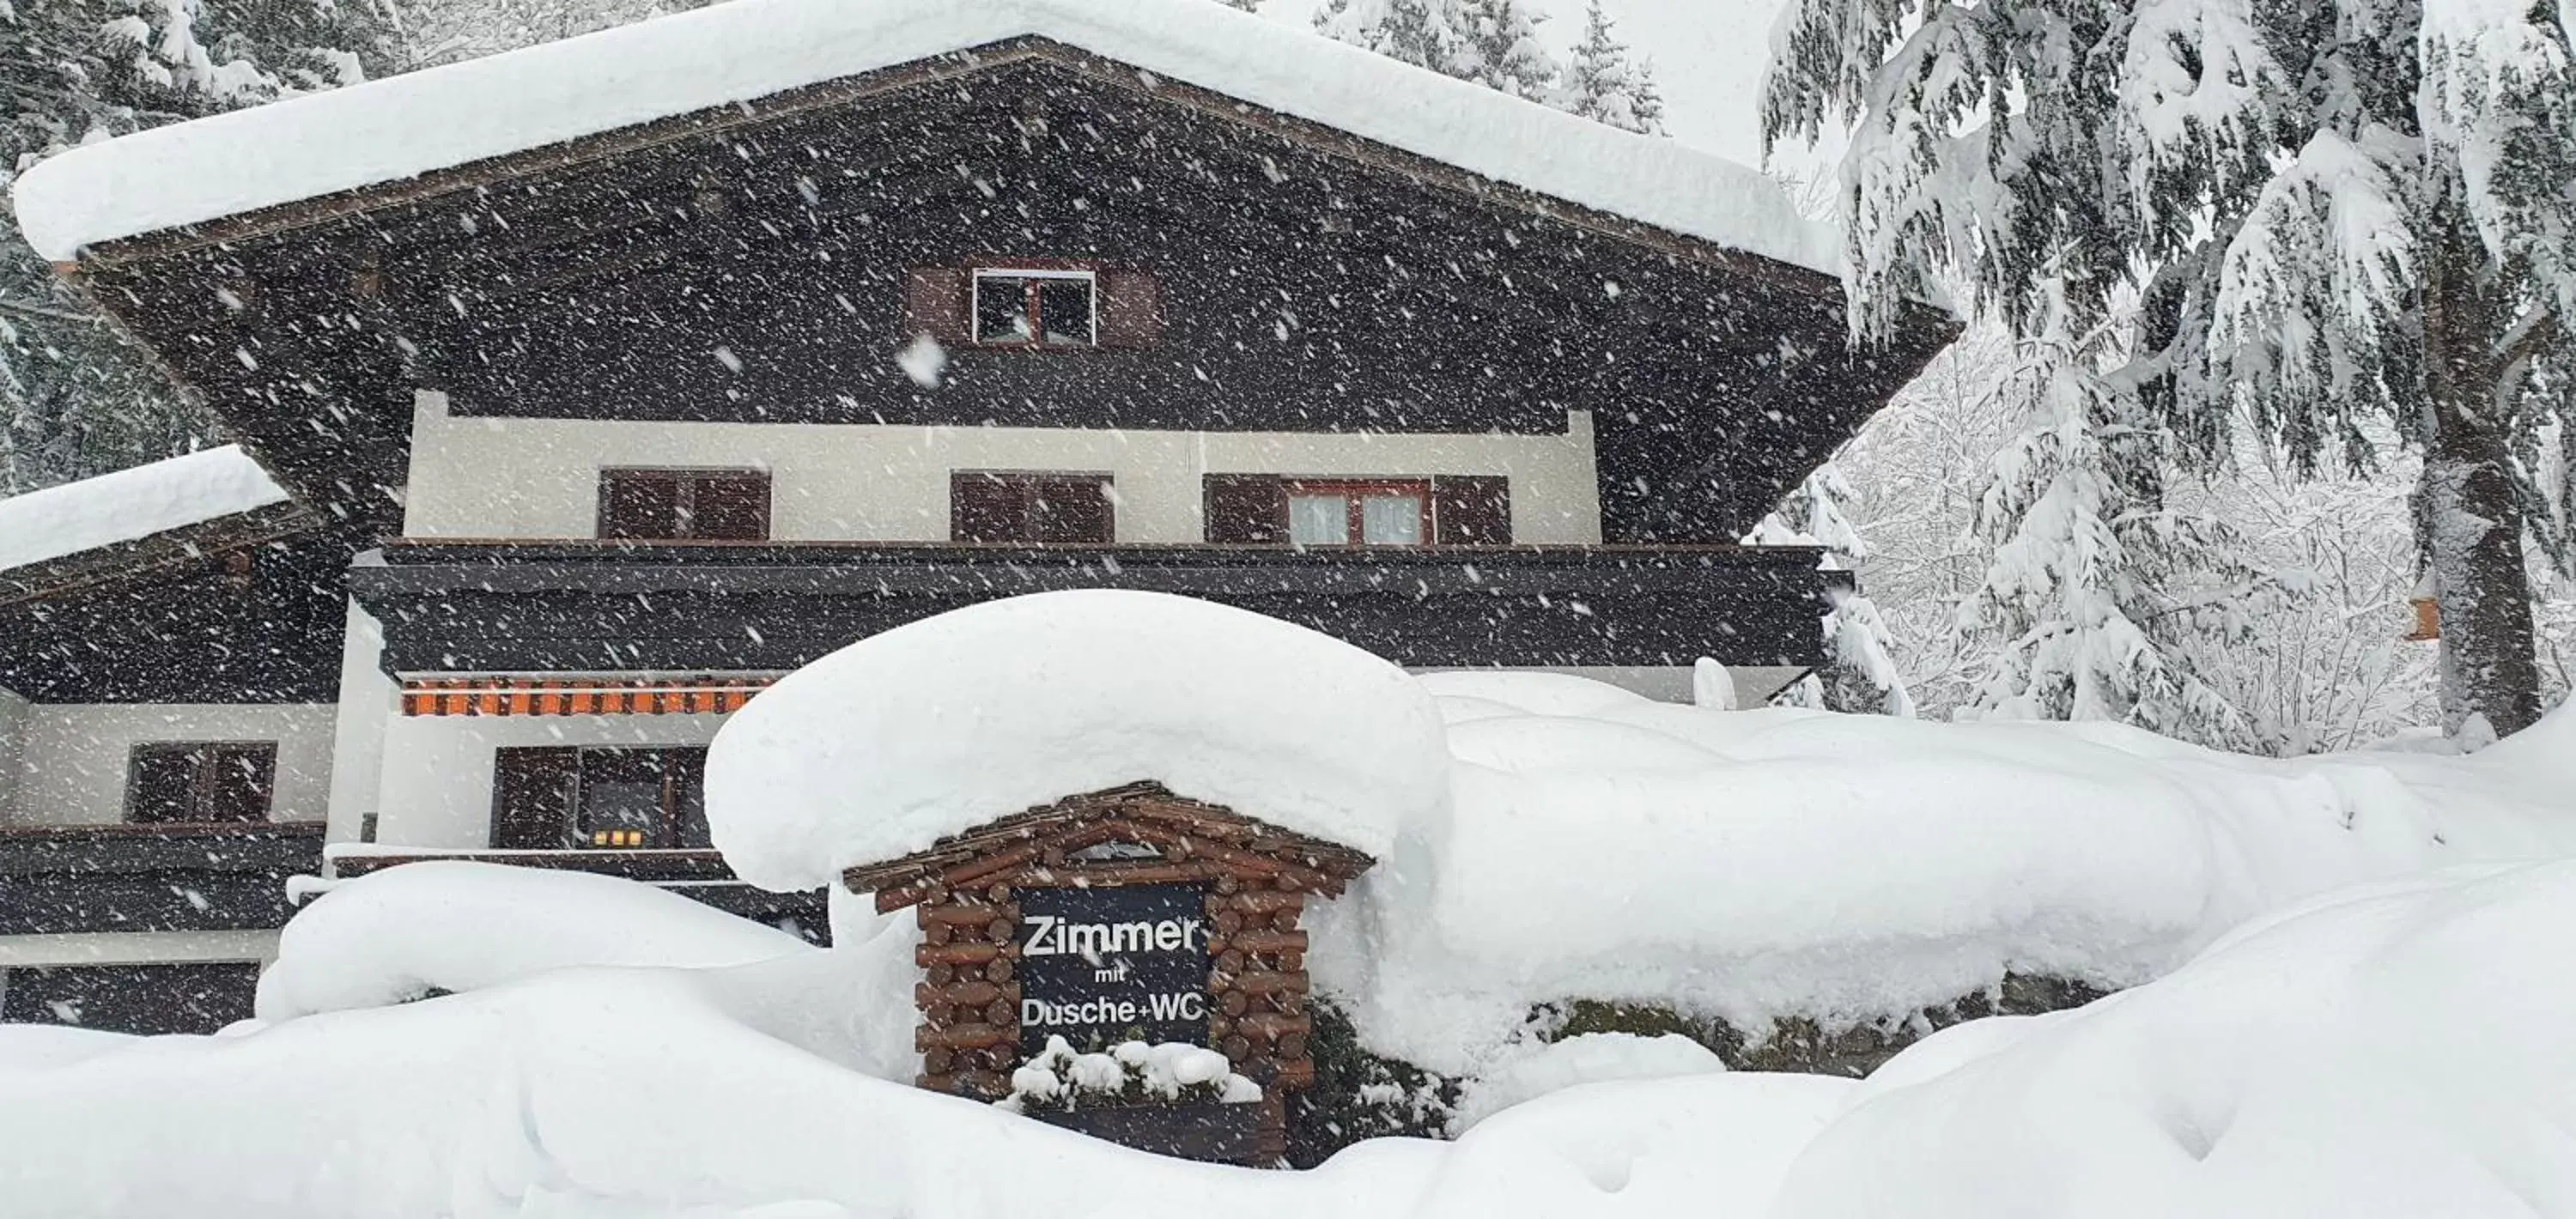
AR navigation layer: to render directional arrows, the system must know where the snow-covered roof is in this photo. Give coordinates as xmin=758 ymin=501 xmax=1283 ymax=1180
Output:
xmin=706 ymin=590 xmax=1449 ymax=892
xmin=6 ymin=0 xmax=1834 ymax=273
xmin=0 ymin=446 xmax=291 ymax=576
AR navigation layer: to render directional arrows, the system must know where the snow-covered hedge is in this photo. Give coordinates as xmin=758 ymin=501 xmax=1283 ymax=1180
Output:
xmin=998 ymin=1037 xmax=1261 ymax=1114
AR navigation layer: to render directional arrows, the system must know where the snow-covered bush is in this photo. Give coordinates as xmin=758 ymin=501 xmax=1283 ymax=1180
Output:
xmin=997 ymin=1037 xmax=1261 ymax=1114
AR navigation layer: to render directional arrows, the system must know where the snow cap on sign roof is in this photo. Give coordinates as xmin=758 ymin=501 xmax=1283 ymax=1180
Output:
xmin=0 ymin=446 xmax=289 ymax=575
xmin=703 ymin=590 xmax=1449 ymax=893
xmin=7 ymin=0 xmax=1833 ymax=273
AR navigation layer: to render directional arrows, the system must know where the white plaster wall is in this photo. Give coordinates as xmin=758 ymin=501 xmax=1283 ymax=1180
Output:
xmin=0 ymin=687 xmax=27 ymax=822
xmin=0 ymin=930 xmax=278 ymax=968
xmin=325 ymin=600 xmax=398 ymax=845
xmin=372 ymin=712 xmax=730 ymax=848
xmin=403 ymin=391 xmax=1602 ymax=544
xmin=7 ymin=704 xmax=337 ymax=828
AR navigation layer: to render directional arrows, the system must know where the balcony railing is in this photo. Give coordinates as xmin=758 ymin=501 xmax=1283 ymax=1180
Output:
xmin=0 ymin=821 xmax=324 ymax=935
xmin=353 ymin=539 xmax=1833 ymax=674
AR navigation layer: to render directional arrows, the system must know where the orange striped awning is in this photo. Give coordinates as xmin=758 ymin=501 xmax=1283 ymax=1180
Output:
xmin=399 ymin=676 xmax=776 ymax=717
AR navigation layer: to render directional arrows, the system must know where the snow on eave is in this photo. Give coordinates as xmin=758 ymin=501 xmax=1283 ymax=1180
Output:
xmin=0 ymin=446 xmax=293 ymax=577
xmin=7 ymin=0 xmax=1838 ymax=277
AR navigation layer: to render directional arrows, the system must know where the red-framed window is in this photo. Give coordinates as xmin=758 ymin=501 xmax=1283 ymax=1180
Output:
xmin=1203 ymin=475 xmax=1510 ymax=546
xmin=971 ymin=268 xmax=1097 ymax=347
xmin=1283 ymin=480 xmax=1431 ymax=548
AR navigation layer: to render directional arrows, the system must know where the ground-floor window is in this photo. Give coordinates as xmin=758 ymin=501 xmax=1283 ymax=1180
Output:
xmin=489 ymin=745 xmax=709 ymax=850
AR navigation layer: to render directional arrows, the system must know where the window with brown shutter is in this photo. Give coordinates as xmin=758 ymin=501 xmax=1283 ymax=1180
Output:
xmin=908 ymin=264 xmax=1159 ymax=350
xmin=1205 ymin=475 xmax=1511 ymax=546
xmin=1433 ymin=475 xmax=1513 ymax=544
xmin=125 ymin=743 xmax=276 ymax=824
xmin=490 ymin=746 xmax=708 ymax=850
xmin=597 ymin=469 xmax=771 ymax=541
xmin=951 ymin=472 xmax=1115 ymax=543
xmin=1283 ymin=480 xmax=1431 ymax=547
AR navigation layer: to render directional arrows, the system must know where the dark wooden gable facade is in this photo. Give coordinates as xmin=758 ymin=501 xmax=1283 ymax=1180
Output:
xmin=63 ymin=38 xmax=1954 ymax=545
xmin=0 ymin=501 xmax=349 ymax=705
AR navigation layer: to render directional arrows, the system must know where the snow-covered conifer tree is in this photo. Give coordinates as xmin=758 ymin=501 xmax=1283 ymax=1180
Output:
xmin=1446 ymin=0 xmax=1555 ymax=102
xmin=1748 ymin=460 xmax=1917 ymax=717
xmin=1559 ymin=0 xmax=1663 ymax=136
xmin=1765 ymin=0 xmax=2576 ymax=743
xmin=1959 ymin=311 xmax=2269 ymax=750
xmin=1315 ymin=0 xmax=1566 ymax=110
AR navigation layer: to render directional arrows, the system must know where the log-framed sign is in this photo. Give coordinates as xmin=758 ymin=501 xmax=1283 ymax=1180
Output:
xmin=840 ymin=781 xmax=1376 ymax=1166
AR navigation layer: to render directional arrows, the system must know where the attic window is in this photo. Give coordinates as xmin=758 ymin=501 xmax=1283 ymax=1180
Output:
xmin=974 ymin=269 xmax=1095 ymax=347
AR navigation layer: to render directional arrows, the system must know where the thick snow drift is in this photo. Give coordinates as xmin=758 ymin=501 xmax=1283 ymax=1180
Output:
xmin=1771 ymin=860 xmax=2576 ymax=1218
xmin=0 ymin=445 xmax=286 ymax=573
xmin=256 ymin=862 xmax=813 ymax=1021
xmin=1313 ymin=673 xmax=2576 ymax=1074
xmin=707 ymin=590 xmax=1447 ymax=891
xmin=7 ymin=0 xmax=1832 ymax=273
xmin=9 ymin=860 xmax=2576 ymax=1217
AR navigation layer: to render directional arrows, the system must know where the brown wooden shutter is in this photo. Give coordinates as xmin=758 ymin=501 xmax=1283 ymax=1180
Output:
xmin=951 ymin=473 xmax=1028 ymax=542
xmin=1203 ymin=475 xmax=1288 ymax=544
xmin=904 ymin=267 xmax=971 ymax=344
xmin=1433 ymin=476 xmax=1512 ymax=545
xmin=667 ymin=748 xmax=713 ymax=849
xmin=1096 ymin=270 xmax=1162 ymax=348
xmin=205 ymin=744 xmax=276 ymax=823
xmin=598 ymin=471 xmax=681 ymax=540
xmin=125 ymin=747 xmax=198 ymax=823
xmin=690 ymin=472 xmax=772 ymax=541
xmin=1033 ymin=476 xmax=1115 ymax=543
xmin=490 ymin=747 xmax=581 ymax=849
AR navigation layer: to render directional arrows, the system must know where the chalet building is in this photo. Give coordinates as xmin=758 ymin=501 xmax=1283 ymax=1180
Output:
xmin=1 ymin=0 xmax=1951 ymax=1032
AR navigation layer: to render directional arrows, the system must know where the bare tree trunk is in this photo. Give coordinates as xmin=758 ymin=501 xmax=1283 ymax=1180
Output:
xmin=2419 ymin=202 xmax=2544 ymax=743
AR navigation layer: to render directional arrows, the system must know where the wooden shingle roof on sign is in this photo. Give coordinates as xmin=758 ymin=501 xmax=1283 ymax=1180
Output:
xmin=844 ymin=782 xmax=1377 ymax=914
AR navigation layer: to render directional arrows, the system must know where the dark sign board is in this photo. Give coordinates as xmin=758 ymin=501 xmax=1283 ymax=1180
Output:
xmin=1016 ymin=882 xmax=1211 ymax=1054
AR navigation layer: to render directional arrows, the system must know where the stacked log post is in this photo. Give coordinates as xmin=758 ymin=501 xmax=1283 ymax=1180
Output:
xmin=914 ymin=884 xmax=1020 ymax=1099
xmin=1206 ymin=877 xmax=1312 ymax=1164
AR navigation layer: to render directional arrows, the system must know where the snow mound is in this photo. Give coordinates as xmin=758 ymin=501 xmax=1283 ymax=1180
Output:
xmin=1771 ymin=859 xmax=2576 ymax=1218
xmin=8 ymin=0 xmax=1833 ymax=274
xmin=0 ymin=445 xmax=287 ymax=574
xmin=707 ymin=590 xmax=1448 ymax=892
xmin=1448 ymin=1032 xmax=1726 ymax=1133
xmin=1311 ymin=672 xmax=2576 ymax=1076
xmin=256 ymin=861 xmax=812 ymax=1020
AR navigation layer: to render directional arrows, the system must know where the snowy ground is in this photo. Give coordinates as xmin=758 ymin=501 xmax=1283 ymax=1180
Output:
xmin=5 ymin=591 xmax=2573 ymax=1215
xmin=7 ymin=858 xmax=2574 ymax=1217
